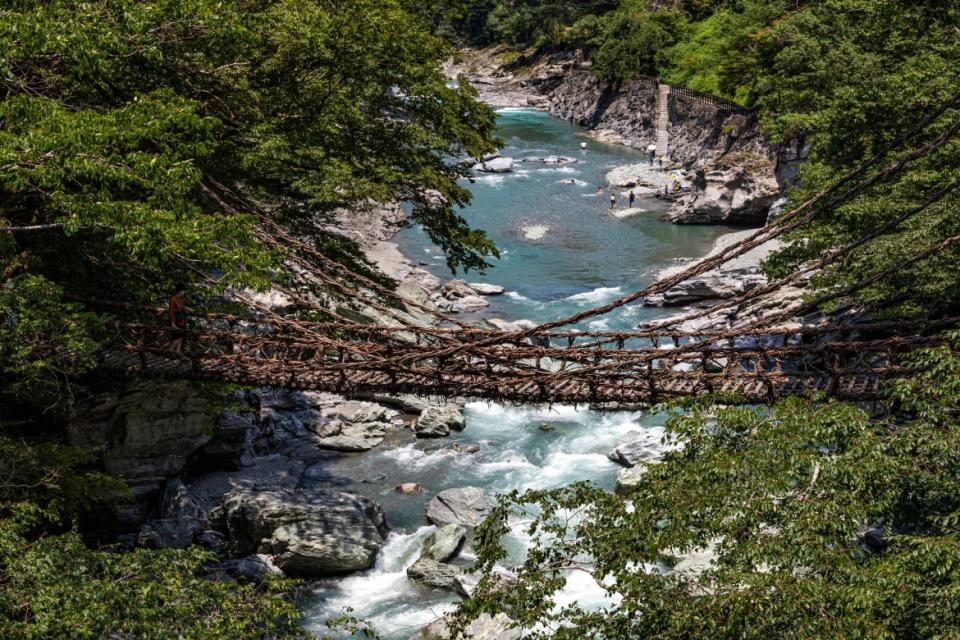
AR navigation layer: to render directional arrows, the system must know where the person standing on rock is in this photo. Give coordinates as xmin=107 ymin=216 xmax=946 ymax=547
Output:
xmin=168 ymin=283 xmax=189 ymax=352
xmin=628 ymin=190 xmax=636 ymax=208
xmin=646 ymin=143 xmax=656 ymax=166
xmin=609 ymin=192 xmax=617 ymax=209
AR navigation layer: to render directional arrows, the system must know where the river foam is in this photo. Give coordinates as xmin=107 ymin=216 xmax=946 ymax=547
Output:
xmin=565 ymin=285 xmax=623 ymax=305
xmin=307 ymin=108 xmax=739 ymax=639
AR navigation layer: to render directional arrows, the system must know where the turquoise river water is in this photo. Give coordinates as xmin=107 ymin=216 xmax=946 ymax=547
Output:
xmin=301 ymin=109 xmax=736 ymax=638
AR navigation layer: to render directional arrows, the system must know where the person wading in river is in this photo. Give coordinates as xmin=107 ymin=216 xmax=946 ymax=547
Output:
xmin=168 ymin=283 xmax=189 ymax=352
xmin=609 ymin=191 xmax=617 ymax=209
xmin=628 ymin=190 xmax=636 ymax=208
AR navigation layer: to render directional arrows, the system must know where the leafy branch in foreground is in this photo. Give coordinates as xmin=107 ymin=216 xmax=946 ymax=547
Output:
xmin=458 ymin=332 xmax=960 ymax=639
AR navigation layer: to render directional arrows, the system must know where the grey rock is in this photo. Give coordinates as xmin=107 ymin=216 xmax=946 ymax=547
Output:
xmin=137 ymin=518 xmax=197 ymax=549
xmin=451 ymin=295 xmax=490 ymax=313
xmin=67 ymin=381 xmax=215 ymax=497
xmin=415 ymin=421 xmax=450 ymax=439
xmin=196 ymin=529 xmax=226 ymax=552
xmin=647 ymin=268 xmax=767 ymax=307
xmin=410 ymin=613 xmax=521 ymax=640
xmin=396 ymin=483 xmax=424 ymax=494
xmin=664 ymin=154 xmax=779 ymax=225
xmin=415 ymin=405 xmax=466 ymax=438
xmin=426 ymin=487 xmax=493 ymax=528
xmin=421 ymin=524 xmax=467 ymax=562
xmin=442 ymin=279 xmax=479 ymax=299
xmin=137 ymin=479 xmax=205 ymax=549
xmin=314 ymin=421 xmax=388 ymax=452
xmin=216 ymin=489 xmax=388 ymax=576
xmin=605 ymin=163 xmax=672 ymax=190
xmin=209 ymin=554 xmax=283 ymax=583
xmin=406 ymin=557 xmax=464 ymax=593
xmin=548 ymin=68 xmax=770 ymax=173
xmin=200 ymin=410 xmax=256 ymax=468
xmin=449 ymin=443 xmax=481 ymax=455
xmin=543 ymin=155 xmax=577 ymax=164
xmin=159 ymin=479 xmax=202 ymax=521
xmin=616 ymin=464 xmax=650 ymax=494
xmin=476 ymin=157 xmax=514 ymax=173
xmin=308 ymin=417 xmax=344 ymax=438
xmin=467 ymin=282 xmax=505 ymax=296
xmin=330 ymin=401 xmax=390 ymax=424
xmin=607 ymin=429 xmax=664 ymax=467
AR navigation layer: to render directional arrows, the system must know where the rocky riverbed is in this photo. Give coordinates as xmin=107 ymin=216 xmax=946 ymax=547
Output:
xmin=448 ymin=46 xmax=798 ymax=228
xmin=69 ymin=60 xmax=813 ymax=639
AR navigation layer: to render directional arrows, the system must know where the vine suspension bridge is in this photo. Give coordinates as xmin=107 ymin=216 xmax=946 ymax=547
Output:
xmin=93 ymin=92 xmax=960 ymax=406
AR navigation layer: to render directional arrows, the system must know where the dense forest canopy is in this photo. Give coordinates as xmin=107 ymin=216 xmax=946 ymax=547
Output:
xmin=0 ymin=1 xmax=499 ymax=636
xmin=0 ymin=0 xmax=500 ymax=413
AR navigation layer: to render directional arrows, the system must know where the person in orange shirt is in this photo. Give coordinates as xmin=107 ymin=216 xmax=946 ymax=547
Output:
xmin=168 ymin=283 xmax=189 ymax=352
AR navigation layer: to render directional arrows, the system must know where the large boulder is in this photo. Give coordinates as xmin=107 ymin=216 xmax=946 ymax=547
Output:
xmin=664 ymin=153 xmax=779 ymax=225
xmin=199 ymin=410 xmax=256 ymax=468
xmin=351 ymin=393 xmax=441 ymax=414
xmin=410 ymin=613 xmax=521 ymax=640
xmin=138 ymin=478 xmax=208 ymax=549
xmin=616 ymin=464 xmax=650 ymax=494
xmin=415 ymin=405 xmax=467 ymax=439
xmin=451 ymin=295 xmax=490 ymax=313
xmin=312 ymin=420 xmax=388 ymax=452
xmin=647 ymin=268 xmax=767 ymax=306
xmin=406 ymin=557 xmax=465 ymax=594
xmin=330 ymin=401 xmax=391 ymax=424
xmin=476 ymin=157 xmax=514 ymax=173
xmin=426 ymin=487 xmax=494 ymax=528
xmin=442 ymin=279 xmax=479 ymax=299
xmin=607 ymin=429 xmax=665 ymax=467
xmin=467 ymin=282 xmax=505 ymax=296
xmin=421 ymin=524 xmax=467 ymax=562
xmin=213 ymin=489 xmax=388 ymax=577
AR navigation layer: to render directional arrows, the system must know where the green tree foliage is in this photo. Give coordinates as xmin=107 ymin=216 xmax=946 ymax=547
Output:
xmin=0 ymin=515 xmax=301 ymax=640
xmin=658 ymin=0 xmax=788 ymax=102
xmin=0 ymin=0 xmax=501 ymax=412
xmin=0 ymin=432 xmax=301 ymax=639
xmin=0 ymin=2 xmax=501 ymax=636
xmin=457 ymin=0 xmax=618 ymax=50
xmin=754 ymin=0 xmax=960 ymax=318
xmin=458 ymin=333 xmax=960 ymax=638
xmin=587 ymin=1 xmax=688 ymax=85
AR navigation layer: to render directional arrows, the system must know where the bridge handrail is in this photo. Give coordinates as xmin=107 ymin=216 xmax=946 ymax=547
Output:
xmin=668 ymin=84 xmax=756 ymax=115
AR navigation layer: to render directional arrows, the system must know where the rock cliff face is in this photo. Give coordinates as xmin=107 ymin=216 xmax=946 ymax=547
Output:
xmin=662 ymin=153 xmax=780 ymax=225
xmin=548 ymin=68 xmax=771 ymax=171
xmin=68 ymin=382 xmax=228 ymax=501
xmin=543 ymin=66 xmax=795 ymax=225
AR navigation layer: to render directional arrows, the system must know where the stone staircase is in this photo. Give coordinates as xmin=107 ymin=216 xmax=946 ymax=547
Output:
xmin=656 ymin=83 xmax=670 ymax=159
